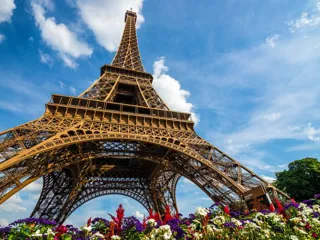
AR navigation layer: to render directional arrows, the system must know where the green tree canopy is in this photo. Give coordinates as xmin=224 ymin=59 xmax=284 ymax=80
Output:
xmin=275 ymin=158 xmax=320 ymax=201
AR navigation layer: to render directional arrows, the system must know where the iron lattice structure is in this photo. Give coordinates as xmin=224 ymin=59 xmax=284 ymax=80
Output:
xmin=0 ymin=11 xmax=288 ymax=223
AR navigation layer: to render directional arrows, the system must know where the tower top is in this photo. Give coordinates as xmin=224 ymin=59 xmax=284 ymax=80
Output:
xmin=111 ymin=10 xmax=144 ymax=72
xmin=125 ymin=10 xmax=137 ymax=23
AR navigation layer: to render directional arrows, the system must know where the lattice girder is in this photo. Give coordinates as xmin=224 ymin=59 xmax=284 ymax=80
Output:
xmin=0 ymin=10 xmax=290 ymax=223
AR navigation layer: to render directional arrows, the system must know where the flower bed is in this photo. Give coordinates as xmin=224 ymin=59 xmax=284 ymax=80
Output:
xmin=1 ymin=194 xmax=320 ymax=239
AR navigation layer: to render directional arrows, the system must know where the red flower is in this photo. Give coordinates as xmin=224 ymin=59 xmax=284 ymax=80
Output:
xmin=291 ymin=198 xmax=296 ymax=203
xmin=54 ymin=225 xmax=68 ymax=240
xmin=306 ymin=222 xmax=312 ymax=231
xmin=147 ymin=208 xmax=154 ymax=219
xmin=223 ymin=205 xmax=230 ymax=215
xmin=116 ymin=204 xmax=125 ymax=232
xmin=312 ymin=233 xmax=318 ymax=238
xmin=142 ymin=217 xmax=147 ymax=228
xmin=87 ymin=217 xmax=92 ymax=227
xmin=164 ymin=205 xmax=172 ymax=222
xmin=269 ymin=203 xmax=275 ymax=212
xmin=274 ymin=197 xmax=284 ymax=215
xmin=56 ymin=225 xmax=67 ymax=234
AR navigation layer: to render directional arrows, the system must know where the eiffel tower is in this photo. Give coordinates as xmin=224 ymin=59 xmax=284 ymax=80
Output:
xmin=0 ymin=10 xmax=288 ymax=223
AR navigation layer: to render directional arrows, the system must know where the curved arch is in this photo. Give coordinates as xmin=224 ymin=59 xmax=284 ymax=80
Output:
xmin=0 ymin=131 xmax=246 ymax=196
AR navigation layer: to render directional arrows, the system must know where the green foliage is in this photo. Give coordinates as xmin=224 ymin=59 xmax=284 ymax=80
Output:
xmin=275 ymin=158 xmax=320 ymax=201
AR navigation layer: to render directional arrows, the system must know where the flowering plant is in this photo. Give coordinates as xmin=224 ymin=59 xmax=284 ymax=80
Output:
xmin=1 ymin=194 xmax=320 ymax=239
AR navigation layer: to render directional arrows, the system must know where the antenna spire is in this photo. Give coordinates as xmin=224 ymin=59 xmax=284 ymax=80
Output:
xmin=111 ymin=10 xmax=144 ymax=71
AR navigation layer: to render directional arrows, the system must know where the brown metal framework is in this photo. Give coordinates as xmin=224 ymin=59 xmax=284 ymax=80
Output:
xmin=0 ymin=10 xmax=288 ymax=223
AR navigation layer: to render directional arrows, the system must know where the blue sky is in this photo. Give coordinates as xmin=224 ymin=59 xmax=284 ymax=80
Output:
xmin=1 ymin=0 xmax=320 ymax=227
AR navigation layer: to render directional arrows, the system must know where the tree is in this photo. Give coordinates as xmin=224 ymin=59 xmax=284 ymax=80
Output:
xmin=275 ymin=158 xmax=320 ymax=201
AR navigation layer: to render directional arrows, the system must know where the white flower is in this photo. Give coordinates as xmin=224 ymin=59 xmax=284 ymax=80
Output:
xmin=194 ymin=232 xmax=203 ymax=240
xmin=299 ymin=203 xmax=307 ymax=208
xmin=301 ymin=207 xmax=313 ymax=216
xmin=293 ymin=226 xmax=307 ymax=235
xmin=46 ymin=228 xmax=55 ymax=236
xmin=159 ymin=224 xmax=171 ymax=231
xmin=163 ymin=231 xmax=172 ymax=240
xmin=213 ymin=216 xmax=225 ymax=225
xmin=245 ymin=222 xmax=260 ymax=230
xmin=82 ymin=225 xmax=92 ymax=232
xmin=189 ymin=223 xmax=197 ymax=230
xmin=146 ymin=219 xmax=157 ymax=227
xmin=231 ymin=218 xmax=242 ymax=226
xmin=32 ymin=230 xmax=42 ymax=237
xmin=290 ymin=235 xmax=298 ymax=240
xmin=313 ymin=204 xmax=320 ymax=212
xmin=206 ymin=224 xmax=217 ymax=233
xmin=195 ymin=207 xmax=209 ymax=217
xmin=111 ymin=235 xmax=121 ymax=240
xmin=91 ymin=232 xmax=105 ymax=239
xmin=312 ymin=218 xmax=320 ymax=226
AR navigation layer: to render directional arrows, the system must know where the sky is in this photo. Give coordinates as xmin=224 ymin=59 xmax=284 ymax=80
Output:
xmin=1 ymin=0 xmax=320 ymax=227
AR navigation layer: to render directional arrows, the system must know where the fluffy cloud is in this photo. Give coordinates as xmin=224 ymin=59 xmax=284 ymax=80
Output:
xmin=23 ymin=179 xmax=43 ymax=192
xmin=134 ymin=210 xmax=144 ymax=220
xmin=31 ymin=0 xmax=92 ymax=67
xmin=0 ymin=0 xmax=16 ymax=23
xmin=261 ymin=175 xmax=276 ymax=183
xmin=153 ymin=57 xmax=199 ymax=124
xmin=0 ymin=218 xmax=9 ymax=227
xmin=288 ymin=3 xmax=320 ymax=32
xmin=0 ymin=194 xmax=27 ymax=213
xmin=75 ymin=0 xmax=144 ymax=52
xmin=304 ymin=123 xmax=320 ymax=142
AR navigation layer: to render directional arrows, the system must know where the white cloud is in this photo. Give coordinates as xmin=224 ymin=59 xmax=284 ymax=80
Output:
xmin=134 ymin=210 xmax=144 ymax=220
xmin=31 ymin=0 xmax=92 ymax=67
xmin=0 ymin=194 xmax=27 ymax=213
xmin=304 ymin=123 xmax=320 ymax=142
xmin=262 ymin=113 xmax=281 ymax=121
xmin=261 ymin=175 xmax=276 ymax=183
xmin=39 ymin=49 xmax=53 ymax=66
xmin=75 ymin=0 xmax=144 ymax=52
xmin=288 ymin=2 xmax=320 ymax=32
xmin=0 ymin=218 xmax=9 ymax=227
xmin=153 ymin=57 xmax=199 ymax=124
xmin=59 ymin=53 xmax=78 ymax=69
xmin=0 ymin=33 xmax=5 ymax=43
xmin=265 ymin=34 xmax=279 ymax=48
xmin=58 ymin=80 xmax=66 ymax=88
xmin=23 ymin=179 xmax=43 ymax=192
xmin=69 ymin=86 xmax=76 ymax=94
xmin=0 ymin=0 xmax=16 ymax=23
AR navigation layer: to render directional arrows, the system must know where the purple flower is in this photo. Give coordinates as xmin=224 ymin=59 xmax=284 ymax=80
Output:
xmin=284 ymin=202 xmax=299 ymax=210
xmin=122 ymin=216 xmax=143 ymax=233
xmin=224 ymin=222 xmax=236 ymax=228
xmin=167 ymin=218 xmax=185 ymax=239
xmin=302 ymin=199 xmax=314 ymax=206
xmin=259 ymin=209 xmax=271 ymax=214
xmin=0 ymin=226 xmax=11 ymax=236
xmin=92 ymin=217 xmax=109 ymax=226
xmin=314 ymin=193 xmax=320 ymax=199
xmin=312 ymin=212 xmax=320 ymax=218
